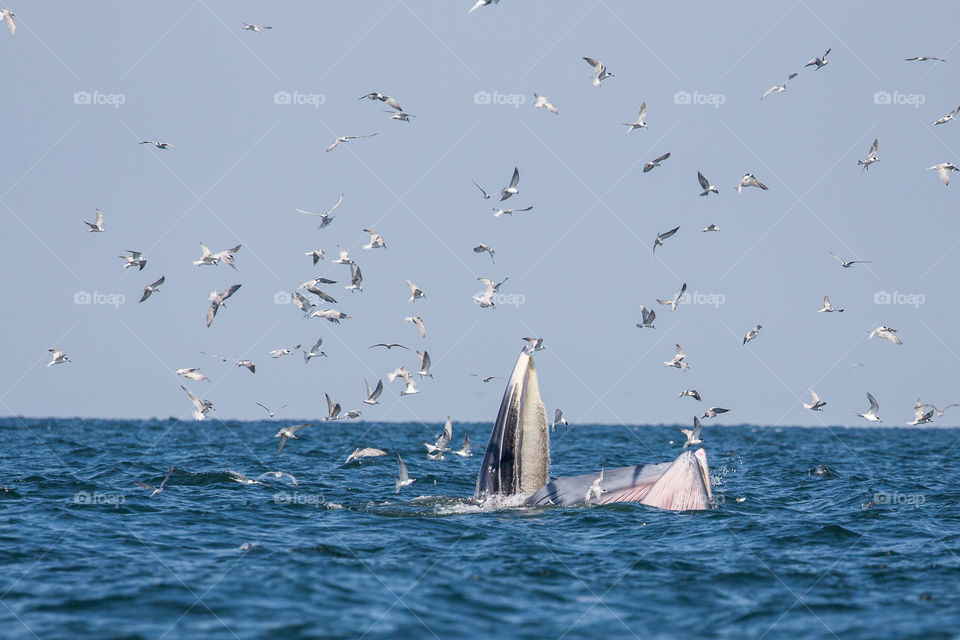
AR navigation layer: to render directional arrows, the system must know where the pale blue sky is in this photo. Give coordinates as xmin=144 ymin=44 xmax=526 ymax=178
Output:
xmin=2 ymin=1 xmax=960 ymax=427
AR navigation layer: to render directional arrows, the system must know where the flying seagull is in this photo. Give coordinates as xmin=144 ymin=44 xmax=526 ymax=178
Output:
xmin=828 ymin=251 xmax=870 ymax=268
xmin=273 ymin=423 xmax=312 ymax=454
xmin=522 ymin=337 xmax=546 ymax=351
xmin=856 ymin=393 xmax=882 ymax=422
xmin=553 ymin=408 xmax=568 ymax=431
xmin=395 ymin=454 xmax=416 ymax=493
xmin=498 ymin=167 xmax=520 ymax=201
xmin=467 ymin=0 xmax=499 ymax=13
xmin=818 ymin=295 xmax=843 ymax=312
xmin=921 ymin=403 xmax=960 ymax=417
xmin=743 ymin=324 xmax=762 ymax=345
xmin=657 ymin=282 xmax=687 ymax=312
xmin=310 ymin=308 xmax=350 ymax=323
xmin=345 ymin=447 xmax=387 ymax=464
xmin=363 ymin=378 xmax=384 ymax=405
xmin=643 ymin=152 xmax=670 ymax=173
xmin=206 ymin=284 xmax=241 ymax=327
xmin=927 ymin=162 xmax=959 ymax=185
xmin=868 ymin=326 xmax=902 ymax=345
xmin=761 ymin=73 xmax=798 ymax=100
xmin=0 ymin=10 xmax=14 ymax=37
xmin=583 ymin=57 xmax=614 ymax=86
xmin=256 ymin=402 xmax=287 ymax=418
xmin=473 ymin=243 xmax=495 ymax=263
xmin=295 ymin=193 xmax=343 ymax=230
xmin=256 ymin=471 xmax=298 ymax=487
xmin=84 ymin=209 xmax=104 ymax=233
xmin=472 ymin=374 xmax=498 ymax=383
xmin=346 ymin=263 xmax=364 ymax=294
xmin=175 ymin=368 xmax=208 ymax=383
xmin=702 ymin=407 xmax=729 ymax=419
xmin=135 ymin=465 xmax=174 ymax=497
xmin=907 ymin=399 xmax=934 ymax=426
xmin=858 ymin=139 xmax=879 ymax=170
xmin=358 ymin=92 xmax=403 ymax=111
xmin=386 ymin=111 xmax=415 ymax=122
xmin=804 ymin=48 xmax=831 ymax=69
xmin=585 ymin=469 xmax=605 ymax=504
xmin=119 ymin=250 xmax=147 ymax=271
xmin=701 ymin=224 xmax=720 ymax=232
xmin=678 ymin=389 xmax=701 ymax=401
xmin=664 ymin=344 xmax=688 ymax=370
xmin=324 ymin=393 xmax=341 ymax=421
xmin=332 ymin=245 xmax=353 ymax=265
xmin=407 ymin=280 xmax=426 ymax=302
xmin=326 ymin=133 xmax=377 ymax=152
xmin=933 ymin=105 xmax=960 ymax=126
xmin=140 ymin=141 xmax=174 ymax=149
xmin=269 ymin=345 xmax=300 ymax=359
xmin=453 ymin=435 xmax=472 ymax=457
xmin=737 ymin=173 xmax=768 ymax=192
xmin=636 ymin=304 xmax=656 ymax=329
xmin=533 ymin=93 xmax=559 ymax=115
xmin=405 ymin=316 xmax=426 ymax=338
xmin=653 ymin=225 xmax=680 ymax=253
xmin=47 ymin=349 xmax=69 ymax=367
xmin=493 ymin=205 xmax=533 ymax=217
xmin=139 ymin=276 xmax=165 ymax=303
xmin=416 ymin=350 xmax=432 ymax=378
xmin=424 ymin=417 xmax=453 ymax=455
xmin=242 ymin=23 xmax=272 ymax=32
xmin=679 ymin=417 xmax=703 ymax=448
xmin=181 ymin=385 xmax=214 ymax=421
xmin=697 ymin=171 xmax=719 ymax=196
xmin=623 ymin=103 xmax=648 ymax=131
xmin=370 ymin=343 xmax=408 ymax=350
xmin=803 ymin=388 xmax=826 ymax=411
xmin=363 ymin=228 xmax=386 ymax=250
xmin=302 ymin=337 xmax=326 ymax=363
xmin=905 ymin=56 xmax=945 ymax=62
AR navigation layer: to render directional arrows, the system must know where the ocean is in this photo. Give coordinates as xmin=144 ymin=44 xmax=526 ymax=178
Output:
xmin=1 ymin=418 xmax=959 ymax=639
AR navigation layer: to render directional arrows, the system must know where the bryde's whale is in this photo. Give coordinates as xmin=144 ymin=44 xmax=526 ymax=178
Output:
xmin=475 ymin=348 xmax=715 ymax=511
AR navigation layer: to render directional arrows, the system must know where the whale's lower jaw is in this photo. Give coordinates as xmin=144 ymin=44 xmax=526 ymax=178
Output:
xmin=475 ymin=350 xmax=549 ymax=499
xmin=526 ymin=449 xmax=714 ymax=511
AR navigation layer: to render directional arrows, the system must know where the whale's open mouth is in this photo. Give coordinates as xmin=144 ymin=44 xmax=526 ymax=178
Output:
xmin=475 ymin=349 xmax=714 ymax=511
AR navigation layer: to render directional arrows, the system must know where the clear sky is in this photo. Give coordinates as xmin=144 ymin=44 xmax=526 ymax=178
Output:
xmin=2 ymin=1 xmax=959 ymax=427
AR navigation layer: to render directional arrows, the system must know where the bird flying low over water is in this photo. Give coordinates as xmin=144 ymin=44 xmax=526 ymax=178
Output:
xmin=135 ymin=465 xmax=173 ymax=497
xmin=255 ymin=402 xmax=286 ymax=418
xmin=395 ymin=454 xmax=416 ymax=493
xmin=493 ymin=206 xmax=532 ymax=217
xmin=273 ymin=423 xmax=312 ymax=454
xmin=857 ymin=393 xmax=882 ymax=422
xmin=552 ymin=409 xmax=568 ymax=431
xmin=583 ymin=57 xmax=614 ymax=86
xmin=803 ymin=388 xmax=826 ymax=411
xmin=140 ymin=141 xmax=174 ymax=149
xmin=907 ymin=399 xmax=934 ymax=426
xmin=345 ymin=447 xmax=387 ymax=464
xmin=702 ymin=407 xmax=729 ymax=419
xmin=181 ymin=385 xmax=214 ymax=421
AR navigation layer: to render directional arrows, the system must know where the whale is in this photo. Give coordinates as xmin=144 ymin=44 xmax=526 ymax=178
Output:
xmin=475 ymin=348 xmax=715 ymax=511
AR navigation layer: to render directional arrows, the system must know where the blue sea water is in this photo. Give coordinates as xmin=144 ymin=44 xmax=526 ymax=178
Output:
xmin=1 ymin=418 xmax=959 ymax=640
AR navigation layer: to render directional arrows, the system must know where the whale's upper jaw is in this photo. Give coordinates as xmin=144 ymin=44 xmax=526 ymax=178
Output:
xmin=475 ymin=349 xmax=549 ymax=500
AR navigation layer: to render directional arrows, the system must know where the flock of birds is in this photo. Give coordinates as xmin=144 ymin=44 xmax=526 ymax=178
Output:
xmin=18 ymin=6 xmax=960 ymax=500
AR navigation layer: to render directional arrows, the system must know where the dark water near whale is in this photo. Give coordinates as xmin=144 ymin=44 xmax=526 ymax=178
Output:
xmin=2 ymin=418 xmax=959 ymax=640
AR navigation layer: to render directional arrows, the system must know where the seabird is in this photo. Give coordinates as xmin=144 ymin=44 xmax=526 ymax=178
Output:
xmin=743 ymin=324 xmax=762 ymax=345
xmin=405 ymin=316 xmax=426 ymax=338
xmin=737 ymin=173 xmax=769 ymax=192
xmin=818 ymin=295 xmax=843 ymax=312
xmin=856 ymin=393 xmax=882 ymax=422
xmin=326 ymin=133 xmax=377 ymax=152
xmin=269 ymin=345 xmax=300 ymax=359
xmin=363 ymin=228 xmax=386 ymax=250
xmin=533 ymin=93 xmax=559 ymax=115
xmin=697 ymin=171 xmax=719 ymax=196
xmin=905 ymin=56 xmax=945 ymax=62
xmin=84 ymin=209 xmax=104 ymax=233
xmin=585 ymin=468 xmax=605 ymax=504
xmin=416 ymin=350 xmax=433 ymax=378
xmin=206 ymin=284 xmax=241 ymax=327
xmin=295 ymin=193 xmax=342 ymax=230
xmin=181 ymin=385 xmax=214 ymax=421
xmin=803 ymin=388 xmax=826 ymax=411
xmin=933 ymin=105 xmax=960 ymax=126
xmin=679 ymin=417 xmax=703 ymax=448
xmin=47 ymin=349 xmax=69 ymax=366
xmin=1 ymin=10 xmax=15 ymax=37
xmin=473 ymin=243 xmax=496 ymax=263
xmin=623 ymin=103 xmax=648 ymax=131
xmin=868 ymin=326 xmax=902 ymax=345
xmin=804 ymin=48 xmax=831 ymax=69
xmin=583 ymin=57 xmax=614 ymax=86
xmin=273 ymin=423 xmax=312 ymax=454
xmin=522 ymin=337 xmax=546 ymax=351
xmin=653 ymin=225 xmax=680 ymax=253
xmin=656 ymin=282 xmax=687 ymax=311
xmin=453 ymin=435 xmax=472 ymax=457
xmin=497 ymin=167 xmax=520 ymax=201
xmin=135 ymin=465 xmax=174 ymax=497
xmin=493 ymin=205 xmax=533 ymax=217
xmin=828 ymin=251 xmax=870 ymax=268
xmin=636 ymin=304 xmax=656 ymax=329
xmin=907 ymin=399 xmax=934 ymax=426
xmin=119 ymin=250 xmax=147 ymax=270
xmin=256 ymin=402 xmax=287 ymax=418
xmin=761 ymin=73 xmax=798 ymax=100
xmin=346 ymin=264 xmax=363 ymax=293
xmin=358 ymin=92 xmax=403 ymax=112
xmin=678 ymin=389 xmax=701 ymax=401
xmin=139 ymin=276 xmax=165 ymax=303
xmin=552 ymin=408 xmax=568 ymax=431
xmin=175 ymin=368 xmax=208 ymax=383
xmin=242 ymin=23 xmax=272 ymax=32
xmin=395 ymin=454 xmax=416 ymax=493
xmin=702 ymin=407 xmax=729 ymax=419
xmin=140 ymin=141 xmax=173 ymax=149
xmin=363 ymin=379 xmax=384 ymax=405
xmin=858 ymin=138 xmax=879 ymax=171
xmin=257 ymin=471 xmax=298 ymax=487
xmin=333 ymin=245 xmax=354 ymax=265
xmin=643 ymin=152 xmax=670 ymax=173
xmin=345 ymin=447 xmax=387 ymax=464
xmin=407 ymin=280 xmax=426 ymax=302
xmin=310 ymin=308 xmax=351 ymax=323
xmin=927 ymin=162 xmax=959 ymax=185
xmin=664 ymin=344 xmax=689 ymax=370
xmin=302 ymin=337 xmax=326 ymax=363
xmin=701 ymin=224 xmax=720 ymax=232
